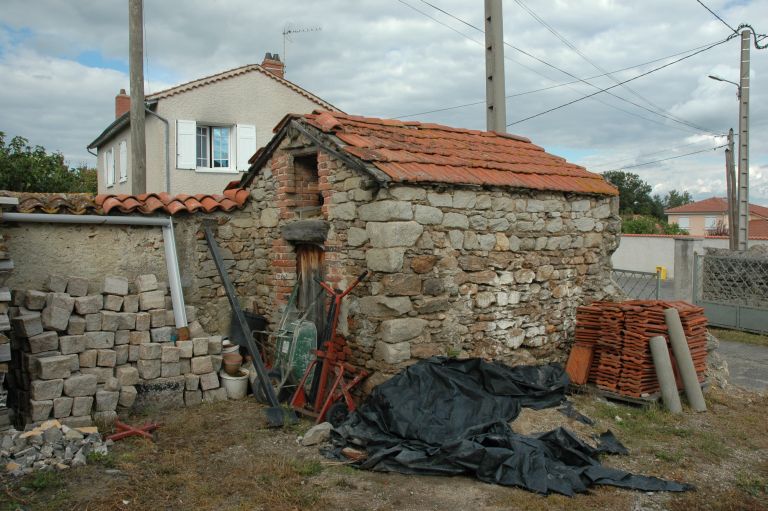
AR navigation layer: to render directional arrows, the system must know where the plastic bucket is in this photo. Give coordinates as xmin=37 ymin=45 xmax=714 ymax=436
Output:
xmin=220 ymin=369 xmax=249 ymax=400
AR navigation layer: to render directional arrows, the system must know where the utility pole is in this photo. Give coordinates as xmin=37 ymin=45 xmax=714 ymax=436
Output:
xmin=736 ymin=28 xmax=750 ymax=250
xmin=725 ymin=128 xmax=737 ymax=250
xmin=484 ymin=0 xmax=506 ymax=132
xmin=129 ymin=0 xmax=146 ymax=194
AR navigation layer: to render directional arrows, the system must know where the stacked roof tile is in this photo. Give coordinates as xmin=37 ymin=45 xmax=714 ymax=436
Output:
xmin=569 ymin=300 xmax=708 ymax=398
xmin=1 ymin=189 xmax=250 ymax=216
xmin=267 ymin=111 xmax=618 ymax=196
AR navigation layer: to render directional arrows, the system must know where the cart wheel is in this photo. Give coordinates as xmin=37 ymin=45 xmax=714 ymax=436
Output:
xmin=326 ymin=402 xmax=349 ymax=427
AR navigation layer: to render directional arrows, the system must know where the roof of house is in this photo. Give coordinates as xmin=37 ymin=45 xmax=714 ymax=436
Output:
xmin=1 ymin=189 xmax=250 ymax=216
xmin=244 ymin=111 xmax=618 ymax=196
xmin=665 ymin=196 xmax=768 ymax=217
xmin=749 ymin=218 xmax=768 ymax=237
xmin=145 ymin=64 xmax=338 ymax=111
xmin=88 ymin=64 xmax=339 ymax=149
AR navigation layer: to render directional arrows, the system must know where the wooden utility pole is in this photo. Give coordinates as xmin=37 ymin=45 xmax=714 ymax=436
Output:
xmin=484 ymin=0 xmax=506 ymax=132
xmin=129 ymin=0 xmax=146 ymax=194
xmin=736 ymin=28 xmax=750 ymax=250
xmin=725 ymin=128 xmax=737 ymax=250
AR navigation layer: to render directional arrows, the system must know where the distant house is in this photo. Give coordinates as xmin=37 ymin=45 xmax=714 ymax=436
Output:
xmin=665 ymin=196 xmax=768 ymax=236
xmin=87 ymin=53 xmax=338 ymax=195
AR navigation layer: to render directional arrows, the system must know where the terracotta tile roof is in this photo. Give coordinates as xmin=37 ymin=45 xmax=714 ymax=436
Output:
xmin=288 ymin=111 xmax=617 ymax=195
xmin=146 ymin=64 xmax=339 ymax=111
xmin=665 ymin=196 xmax=768 ymax=217
xmin=749 ymin=219 xmax=768 ymax=238
xmin=0 ymin=189 xmax=249 ymax=216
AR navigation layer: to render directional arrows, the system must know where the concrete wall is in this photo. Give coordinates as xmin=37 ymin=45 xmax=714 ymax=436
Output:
xmin=96 ymin=69 xmax=330 ymax=195
xmin=2 ymin=220 xmax=200 ymax=298
xmin=611 ymin=234 xmax=768 ymax=278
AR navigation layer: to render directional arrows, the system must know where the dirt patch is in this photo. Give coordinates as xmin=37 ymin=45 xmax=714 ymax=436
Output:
xmin=510 ymin=407 xmax=600 ymax=447
xmin=1 ymin=385 xmax=766 ymax=510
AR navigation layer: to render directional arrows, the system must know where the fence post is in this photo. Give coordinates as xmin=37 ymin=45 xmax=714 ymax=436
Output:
xmin=655 ymin=269 xmax=661 ymax=300
xmin=673 ymin=237 xmax=697 ymax=303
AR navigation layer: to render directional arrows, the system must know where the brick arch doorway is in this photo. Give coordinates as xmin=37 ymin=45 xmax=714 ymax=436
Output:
xmin=296 ymin=244 xmax=326 ymax=338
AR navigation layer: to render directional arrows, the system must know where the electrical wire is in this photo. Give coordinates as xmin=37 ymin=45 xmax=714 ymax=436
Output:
xmin=415 ymin=0 xmax=722 ymax=135
xmin=506 ymin=38 xmax=731 ymax=127
xmin=590 ymin=139 xmax=726 ymax=169
xmin=601 ymin=145 xmax=727 ymax=172
xmin=390 ymin=38 xmax=733 ymax=120
xmin=695 ymin=0 xmax=737 ymax=33
xmin=514 ymin=0 xmax=712 ymax=133
xmin=398 ymin=0 xmax=725 ymax=135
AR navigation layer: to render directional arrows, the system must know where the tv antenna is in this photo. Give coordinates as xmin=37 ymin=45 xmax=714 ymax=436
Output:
xmin=282 ymin=24 xmax=322 ymax=74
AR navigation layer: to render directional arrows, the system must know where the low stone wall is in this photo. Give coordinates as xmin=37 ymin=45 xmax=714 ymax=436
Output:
xmin=7 ymin=273 xmax=230 ymax=429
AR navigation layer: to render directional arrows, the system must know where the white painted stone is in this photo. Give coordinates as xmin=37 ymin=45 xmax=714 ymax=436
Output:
xmin=373 ymin=341 xmax=410 ymax=364
xmin=379 ymin=318 xmax=427 ymax=343
xmin=347 ymin=227 xmax=368 ymax=247
xmin=366 ymin=222 xmax=423 ymax=248
xmin=414 ymin=205 xmax=443 ymax=225
xmin=366 ymin=248 xmax=406 ymax=273
xmin=442 ymin=212 xmax=469 ymax=229
xmin=358 ymin=200 xmax=413 ymax=221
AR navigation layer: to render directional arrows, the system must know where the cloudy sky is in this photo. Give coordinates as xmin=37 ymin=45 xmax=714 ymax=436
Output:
xmin=1 ymin=0 xmax=767 ymax=204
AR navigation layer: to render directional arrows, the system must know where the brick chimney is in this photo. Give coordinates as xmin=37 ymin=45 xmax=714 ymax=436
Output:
xmin=261 ymin=52 xmax=285 ymax=79
xmin=115 ymin=89 xmax=130 ymax=118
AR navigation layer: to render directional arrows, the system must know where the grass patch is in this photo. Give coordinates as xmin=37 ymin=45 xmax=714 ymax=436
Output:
xmin=85 ymin=452 xmax=116 ymax=468
xmin=710 ymin=327 xmax=768 ymax=347
xmin=735 ymin=471 xmax=768 ymax=498
xmin=291 ymin=459 xmax=323 ymax=477
xmin=28 ymin=471 xmax=63 ymax=491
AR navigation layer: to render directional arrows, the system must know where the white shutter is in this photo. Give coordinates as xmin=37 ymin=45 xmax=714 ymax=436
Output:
xmin=107 ymin=148 xmax=115 ymax=187
xmin=102 ymin=150 xmax=108 ymax=187
xmin=119 ymin=141 xmax=128 ymax=182
xmin=176 ymin=120 xmax=196 ymax=169
xmin=235 ymin=124 xmax=256 ymax=171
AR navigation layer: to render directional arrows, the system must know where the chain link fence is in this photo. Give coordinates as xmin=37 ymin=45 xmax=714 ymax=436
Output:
xmin=611 ymin=268 xmax=661 ymax=300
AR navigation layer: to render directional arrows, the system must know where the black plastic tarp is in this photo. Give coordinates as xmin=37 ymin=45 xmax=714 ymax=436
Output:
xmin=332 ymin=357 xmax=691 ymax=496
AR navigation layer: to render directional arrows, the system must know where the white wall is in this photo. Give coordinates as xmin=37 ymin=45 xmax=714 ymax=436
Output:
xmin=612 ymin=235 xmax=768 ymax=278
xmin=156 ymin=69 xmax=327 ymax=195
xmin=96 ymin=68 xmax=329 ymax=195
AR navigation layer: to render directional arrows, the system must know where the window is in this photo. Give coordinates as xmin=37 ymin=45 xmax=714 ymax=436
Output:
xmin=177 ymin=121 xmax=255 ymax=172
xmin=119 ymin=141 xmax=128 ymax=183
xmin=196 ymin=126 xmax=230 ymax=168
xmin=105 ymin=148 xmax=115 ymax=188
xmin=677 ymin=217 xmax=689 ymax=229
xmin=704 ymin=216 xmax=718 ymax=230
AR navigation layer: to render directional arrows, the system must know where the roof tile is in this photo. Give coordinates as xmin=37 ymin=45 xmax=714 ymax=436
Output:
xmin=0 ymin=190 xmax=249 ymax=217
xmin=666 ymin=196 xmax=768 ymax=217
xmin=300 ymin=111 xmax=617 ymax=195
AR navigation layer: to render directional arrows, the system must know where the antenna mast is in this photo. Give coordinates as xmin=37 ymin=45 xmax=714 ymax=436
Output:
xmin=282 ymin=24 xmax=322 ymax=75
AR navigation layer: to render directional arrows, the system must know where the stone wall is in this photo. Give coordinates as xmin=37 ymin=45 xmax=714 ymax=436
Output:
xmin=6 ymin=273 xmax=229 ymax=429
xmin=231 ymin=136 xmax=622 ymax=380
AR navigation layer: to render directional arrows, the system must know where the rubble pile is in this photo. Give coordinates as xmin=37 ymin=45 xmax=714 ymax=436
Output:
xmin=1 ymin=419 xmax=109 ymax=476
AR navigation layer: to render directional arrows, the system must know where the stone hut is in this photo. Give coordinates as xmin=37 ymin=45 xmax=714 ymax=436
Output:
xmin=232 ymin=110 xmax=620 ymax=377
xmin=1 ymin=110 xmax=621 ymax=391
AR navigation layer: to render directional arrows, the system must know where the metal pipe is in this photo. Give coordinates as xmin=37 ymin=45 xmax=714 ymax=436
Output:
xmin=649 ymin=336 xmax=682 ymax=414
xmin=664 ymin=308 xmax=707 ymax=412
xmin=1 ymin=212 xmax=188 ymax=330
xmin=145 ymin=107 xmax=171 ymax=194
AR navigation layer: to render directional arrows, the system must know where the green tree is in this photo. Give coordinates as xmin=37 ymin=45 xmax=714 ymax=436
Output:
xmin=662 ymin=189 xmax=694 ymax=210
xmin=0 ymin=132 xmax=96 ymax=193
xmin=603 ymin=170 xmax=658 ymax=216
xmin=621 ymin=214 xmax=689 ymax=234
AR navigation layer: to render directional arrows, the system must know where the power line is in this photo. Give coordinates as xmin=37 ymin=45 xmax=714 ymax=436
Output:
xmin=513 ymin=0 xmax=712 ymax=134
xmin=601 ymin=144 xmax=727 ymax=172
xmin=415 ymin=0 xmax=722 ymax=135
xmin=590 ymin=139 xmax=725 ymax=169
xmin=507 ymin=38 xmax=731 ymax=127
xmin=695 ymin=0 xmax=737 ymax=33
xmin=390 ymin=39 xmax=732 ymax=120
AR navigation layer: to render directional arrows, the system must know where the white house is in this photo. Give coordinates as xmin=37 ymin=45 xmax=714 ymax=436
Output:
xmin=87 ymin=53 xmax=338 ymax=195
